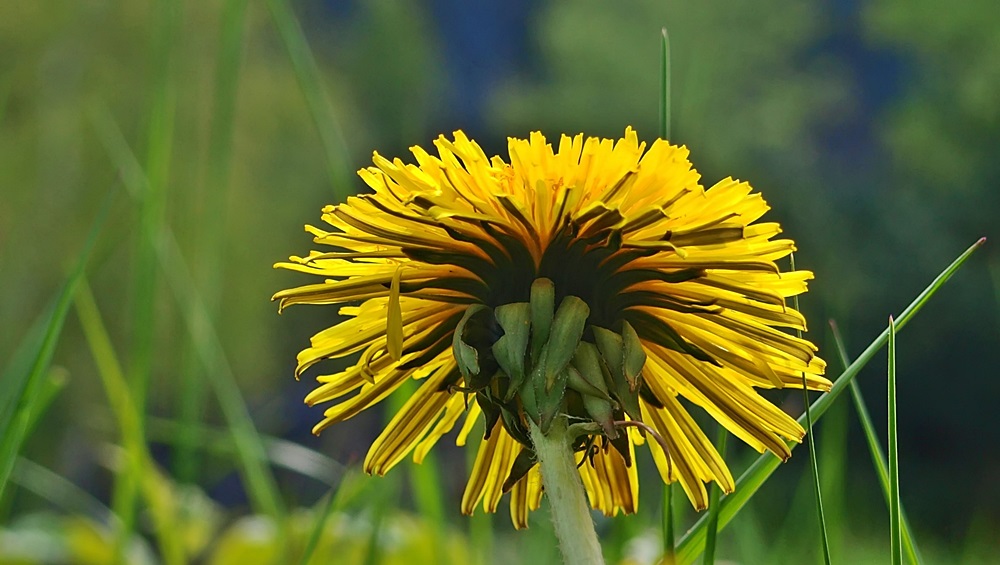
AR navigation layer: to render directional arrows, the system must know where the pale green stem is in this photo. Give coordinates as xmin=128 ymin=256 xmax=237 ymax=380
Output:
xmin=529 ymin=417 xmax=605 ymax=565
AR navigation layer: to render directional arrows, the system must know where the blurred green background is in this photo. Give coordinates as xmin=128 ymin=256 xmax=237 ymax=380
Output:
xmin=1 ymin=0 xmax=998 ymax=563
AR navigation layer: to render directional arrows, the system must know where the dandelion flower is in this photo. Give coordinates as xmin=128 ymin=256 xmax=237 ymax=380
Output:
xmin=273 ymin=128 xmax=829 ymax=528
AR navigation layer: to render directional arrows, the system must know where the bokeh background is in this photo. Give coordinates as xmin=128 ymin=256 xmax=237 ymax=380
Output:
xmin=1 ymin=0 xmax=998 ymax=563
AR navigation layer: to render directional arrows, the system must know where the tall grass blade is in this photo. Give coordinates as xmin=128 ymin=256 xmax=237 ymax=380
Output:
xmin=660 ymin=27 xmax=671 ymax=140
xmin=265 ymin=0 xmax=352 ymax=197
xmin=791 ymin=253 xmax=832 ymax=565
xmin=12 ymin=457 xmax=114 ymax=526
xmin=145 ymin=416 xmax=345 ymax=486
xmin=659 ymin=27 xmax=675 ymax=561
xmin=674 ymin=237 xmax=985 ymax=564
xmin=887 ymin=316 xmax=902 ymax=565
xmin=90 ymin=110 xmax=287 ymax=534
xmin=298 ymin=487 xmax=339 ymax=565
xmin=118 ymin=1 xmax=177 ymax=547
xmin=75 ymin=278 xmax=185 ymax=565
xmin=0 ymin=190 xmax=114 ymax=502
xmin=702 ymin=428 xmax=727 ymax=564
xmin=174 ymin=0 xmax=250 ymax=486
xmin=830 ymin=321 xmax=923 ymax=564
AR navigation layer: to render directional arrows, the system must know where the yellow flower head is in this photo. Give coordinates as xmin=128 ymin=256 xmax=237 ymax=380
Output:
xmin=274 ymin=128 xmax=829 ymax=528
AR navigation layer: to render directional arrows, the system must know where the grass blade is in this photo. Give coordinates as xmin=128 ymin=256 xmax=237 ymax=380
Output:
xmin=75 ymin=278 xmax=185 ymax=565
xmin=702 ymin=428 xmax=727 ymax=564
xmin=660 ymin=27 xmax=671 ymax=141
xmin=144 ymin=416 xmax=345 ymax=486
xmin=174 ymin=0 xmax=250 ymax=486
xmin=90 ymin=109 xmax=287 ymax=536
xmin=791 ymin=253 xmax=832 ymax=564
xmin=887 ymin=316 xmax=902 ymax=565
xmin=265 ymin=0 xmax=352 ymax=198
xmin=11 ymin=457 xmax=114 ymax=526
xmin=830 ymin=321 xmax=923 ymax=564
xmin=0 ymin=190 xmax=114 ymax=502
xmin=674 ymin=237 xmax=985 ymax=564
xmin=659 ymin=28 xmax=676 ymax=560
xmin=297 ymin=487 xmax=339 ymax=565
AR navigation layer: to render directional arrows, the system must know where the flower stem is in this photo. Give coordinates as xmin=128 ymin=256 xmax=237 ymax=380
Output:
xmin=529 ymin=417 xmax=605 ymax=565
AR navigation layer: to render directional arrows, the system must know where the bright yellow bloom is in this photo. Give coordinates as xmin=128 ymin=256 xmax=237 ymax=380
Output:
xmin=274 ymin=128 xmax=829 ymax=528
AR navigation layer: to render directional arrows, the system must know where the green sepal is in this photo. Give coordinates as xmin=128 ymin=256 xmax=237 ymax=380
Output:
xmin=492 ymin=302 xmax=532 ymax=401
xmin=566 ymin=364 xmax=611 ymax=401
xmin=621 ymin=321 xmax=646 ymax=391
xmin=452 ymin=304 xmax=489 ymax=378
xmin=572 ymin=342 xmax=612 ymax=398
xmin=519 ymin=350 xmax=543 ymax=426
xmin=500 ymin=404 xmax=531 ymax=446
xmin=476 ymin=391 xmax=501 ymax=440
xmin=537 ymin=368 xmax=569 ymax=434
xmin=529 ymin=278 xmax=555 ymax=363
xmin=502 ymin=447 xmax=537 ymax=493
xmin=592 ymin=325 xmax=625 ymax=383
xmin=592 ymin=334 xmax=643 ymax=420
xmin=542 ymin=295 xmax=590 ymax=391
xmin=582 ymin=394 xmax=618 ymax=439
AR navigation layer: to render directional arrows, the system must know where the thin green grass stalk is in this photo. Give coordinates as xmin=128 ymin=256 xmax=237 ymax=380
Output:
xmin=791 ymin=254 xmax=832 ymax=565
xmin=386 ymin=381 xmax=446 ymax=560
xmin=887 ymin=316 xmax=902 ymax=565
xmin=361 ymin=474 xmax=398 ymax=565
xmin=265 ymin=0 xmax=352 ymax=197
xmin=702 ymin=428 xmax=727 ymax=564
xmin=174 ymin=0 xmax=250 ymax=486
xmin=118 ymin=0 xmax=178 ymax=548
xmin=0 ymin=190 xmax=113 ymax=502
xmin=816 ymin=378 xmax=848 ymax=556
xmin=465 ymin=419 xmax=493 ymax=565
xmin=829 ymin=322 xmax=922 ymax=564
xmin=660 ymin=28 xmax=671 ymax=141
xmin=674 ymin=237 xmax=985 ymax=564
xmin=12 ymin=457 xmax=115 ymax=526
xmin=159 ymin=229 xmax=288 ymax=522
xmin=146 ymin=416 xmax=345 ymax=486
xmin=298 ymin=487 xmax=339 ymax=565
xmin=659 ymin=27 xmax=675 ymax=561
xmin=75 ymin=278 xmax=185 ymax=565
xmin=90 ymin=110 xmax=288 ymax=538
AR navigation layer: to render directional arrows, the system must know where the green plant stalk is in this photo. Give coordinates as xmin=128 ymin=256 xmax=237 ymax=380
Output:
xmin=384 ymin=380 xmax=446 ymax=562
xmin=466 ymin=419 xmax=494 ymax=564
xmin=118 ymin=0 xmax=177 ymax=551
xmin=91 ymin=111 xmax=287 ymax=544
xmin=76 ymin=279 xmax=184 ymax=565
xmin=145 ymin=416 xmax=344 ymax=486
xmin=0 ymin=190 xmax=113 ymax=503
xmin=11 ymin=457 xmax=113 ymax=525
xmin=888 ymin=316 xmax=902 ymax=565
xmin=702 ymin=428 xmax=727 ymax=564
xmin=298 ymin=487 xmax=339 ymax=565
xmin=791 ymin=253 xmax=832 ymax=565
xmin=674 ymin=237 xmax=985 ymax=564
xmin=174 ymin=0 xmax=249 ymax=486
xmin=662 ymin=484 xmax=675 ymax=562
xmin=659 ymin=27 xmax=675 ymax=559
xmin=265 ymin=0 xmax=352 ymax=197
xmin=529 ymin=417 xmax=604 ymax=565
xmin=816 ymin=386 xmax=848 ymax=556
xmin=830 ymin=322 xmax=923 ymax=564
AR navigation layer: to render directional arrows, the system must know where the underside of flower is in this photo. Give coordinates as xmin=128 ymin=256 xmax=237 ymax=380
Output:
xmin=273 ymin=128 xmax=830 ymax=528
